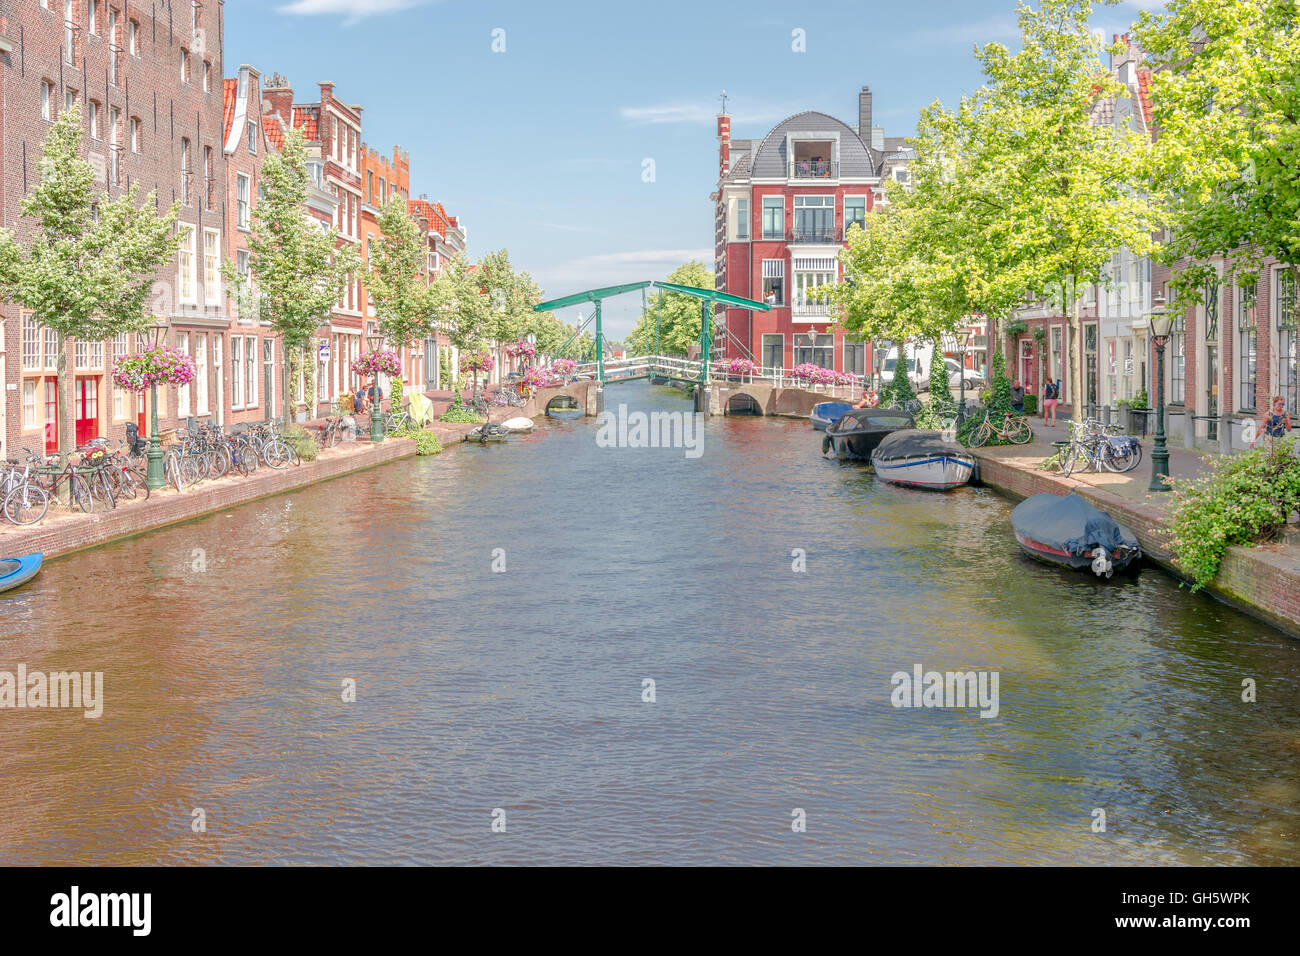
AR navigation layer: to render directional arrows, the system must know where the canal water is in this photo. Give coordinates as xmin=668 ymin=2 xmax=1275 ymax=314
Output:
xmin=2 ymin=381 xmax=1299 ymax=865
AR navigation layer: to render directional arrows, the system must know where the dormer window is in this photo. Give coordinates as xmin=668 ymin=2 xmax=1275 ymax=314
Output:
xmin=790 ymin=139 xmax=837 ymax=179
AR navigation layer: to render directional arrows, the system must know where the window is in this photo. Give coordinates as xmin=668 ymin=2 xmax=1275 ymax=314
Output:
xmin=204 ymin=146 xmax=214 ymax=209
xmin=45 ymin=329 xmax=58 ymax=371
xmin=42 ymin=81 xmax=53 ymax=121
xmin=735 ymin=197 xmax=749 ymax=240
xmin=1239 ymin=281 xmax=1258 ymax=410
xmin=793 ymin=333 xmax=833 ymax=369
xmin=129 ymin=19 xmax=138 ymax=56
xmin=204 ymin=229 xmax=221 ymax=305
xmin=112 ymin=333 xmax=129 ymax=420
xmin=64 ymin=1 xmax=75 ymax=64
xmin=761 ymin=333 xmax=784 ymax=371
xmin=1170 ymin=315 xmax=1186 ymax=404
xmin=1204 ymin=278 xmax=1219 ymax=341
xmin=109 ymin=108 xmax=120 ymax=183
xmin=231 ymin=336 xmax=244 ymax=409
xmin=180 ymin=48 xmax=190 ymax=83
xmin=108 ymin=8 xmax=118 ymax=84
xmin=761 ymin=197 xmax=784 ymax=239
xmin=65 ymin=89 xmax=76 ymax=113
xmin=178 ymin=226 xmax=196 ymax=304
xmin=89 ymin=1 xmax=98 ymax=35
xmin=1050 ymin=326 xmax=1064 ymax=400
xmin=248 ymin=120 xmax=258 ymax=154
xmin=176 ymin=332 xmax=191 ymax=417
xmin=762 ymin=259 xmax=784 ymax=306
xmin=130 ymin=116 xmax=140 ymax=153
xmin=22 ymin=380 xmax=38 ymax=430
xmin=203 ymin=61 xmax=211 ymax=92
xmin=22 ymin=315 xmax=40 ymax=371
xmin=237 ymin=173 xmax=251 ymax=229
xmin=195 ymin=333 xmax=209 ymax=415
xmin=894 ymin=168 xmax=909 ymax=183
xmin=264 ymin=339 xmax=275 ymax=416
xmin=844 ymin=197 xmax=866 ymax=235
xmin=89 ymin=100 xmax=100 ymax=139
xmin=245 ymin=336 xmax=258 ymax=408
xmin=844 ymin=342 xmax=865 ymax=377
xmin=1279 ymin=269 xmax=1298 ymax=419
xmin=191 ymin=0 xmax=200 ymax=33
xmin=793 ymin=259 xmax=835 ymax=314
xmin=792 ymin=195 xmax=834 ymax=242
xmin=180 ymin=138 xmax=191 ymax=204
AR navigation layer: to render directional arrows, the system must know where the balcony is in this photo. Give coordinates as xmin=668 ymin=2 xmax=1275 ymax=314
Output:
xmin=791 ymin=301 xmax=830 ymax=319
xmin=788 ymin=227 xmax=840 ymax=244
xmin=789 ymin=159 xmax=837 ymax=180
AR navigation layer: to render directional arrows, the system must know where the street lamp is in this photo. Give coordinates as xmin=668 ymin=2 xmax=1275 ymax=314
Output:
xmin=367 ymin=332 xmax=385 ymax=443
xmin=954 ymin=329 xmax=971 ymax=427
xmin=145 ymin=320 xmax=169 ymax=491
xmin=876 ymin=338 xmax=892 ymax=391
xmin=1148 ymin=304 xmax=1172 ymax=491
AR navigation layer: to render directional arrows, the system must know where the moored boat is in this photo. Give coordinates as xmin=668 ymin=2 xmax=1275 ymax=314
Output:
xmin=822 ymin=407 xmax=914 ymax=461
xmin=871 ymin=430 xmax=975 ymax=490
xmin=1010 ymin=493 xmax=1141 ymax=578
xmin=501 ymin=417 xmax=535 ymax=433
xmin=465 ymin=423 xmax=508 ymax=443
xmin=0 ymin=552 xmax=43 ymax=595
xmin=810 ymin=401 xmax=852 ymax=431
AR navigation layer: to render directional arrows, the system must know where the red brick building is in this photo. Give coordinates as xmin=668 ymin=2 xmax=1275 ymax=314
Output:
xmin=711 ymin=87 xmax=910 ymax=379
xmin=1 ymin=0 xmax=227 ymax=458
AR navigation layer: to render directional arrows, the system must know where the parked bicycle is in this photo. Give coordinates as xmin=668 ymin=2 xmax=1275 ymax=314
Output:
xmin=2 ymin=450 xmax=51 ymax=525
xmin=967 ymin=409 xmax=1034 ymax=447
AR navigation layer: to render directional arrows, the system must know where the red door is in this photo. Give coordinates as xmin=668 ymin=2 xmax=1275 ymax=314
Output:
xmin=43 ymin=379 xmax=59 ymax=455
xmin=74 ymin=376 xmax=99 ymax=448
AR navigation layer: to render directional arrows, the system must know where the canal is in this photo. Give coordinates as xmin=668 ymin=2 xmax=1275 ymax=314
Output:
xmin=2 ymin=381 xmax=1298 ymax=865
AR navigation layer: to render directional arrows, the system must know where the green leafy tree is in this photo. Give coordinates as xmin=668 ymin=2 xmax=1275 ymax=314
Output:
xmin=0 ymin=105 xmax=180 ymax=452
xmin=429 ymin=253 xmax=492 ymax=356
xmin=1135 ymin=0 xmax=1300 ymax=307
xmin=368 ymin=196 xmax=436 ymax=410
xmin=625 ymin=260 xmax=713 ymax=356
xmin=230 ymin=126 xmax=359 ymax=420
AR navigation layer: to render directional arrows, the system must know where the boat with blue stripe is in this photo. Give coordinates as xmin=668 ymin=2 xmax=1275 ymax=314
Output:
xmin=871 ymin=430 xmax=975 ymax=490
xmin=0 ymin=552 xmax=43 ymax=595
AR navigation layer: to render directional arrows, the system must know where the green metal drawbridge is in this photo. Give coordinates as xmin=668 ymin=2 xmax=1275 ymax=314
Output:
xmin=533 ymin=280 xmax=771 ymax=388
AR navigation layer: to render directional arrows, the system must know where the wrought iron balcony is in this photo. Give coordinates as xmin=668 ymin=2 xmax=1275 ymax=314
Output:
xmin=789 ymin=160 xmax=837 ymax=179
xmin=787 ymin=227 xmax=840 ymax=244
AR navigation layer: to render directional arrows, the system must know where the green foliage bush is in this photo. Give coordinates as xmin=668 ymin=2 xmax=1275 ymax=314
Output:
xmin=391 ymin=424 xmax=443 ymax=456
xmin=1168 ymin=437 xmax=1300 ymax=590
xmin=1023 ymin=393 xmax=1038 ymax=415
xmin=957 ymin=351 xmax=1016 ymax=446
xmin=282 ymin=426 xmax=320 ymax=462
xmin=440 ymin=402 xmax=486 ymax=424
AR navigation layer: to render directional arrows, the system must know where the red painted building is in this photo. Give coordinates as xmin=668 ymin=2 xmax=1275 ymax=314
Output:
xmin=711 ymin=87 xmax=911 ymax=379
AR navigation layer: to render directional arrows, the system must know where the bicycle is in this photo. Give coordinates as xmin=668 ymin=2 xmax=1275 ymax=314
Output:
xmin=31 ymin=452 xmax=95 ymax=513
xmin=967 ymin=410 xmax=1034 ymax=447
xmin=1059 ymin=420 xmax=1142 ymax=475
xmin=310 ymin=416 xmax=345 ymax=448
xmin=2 ymin=450 xmax=51 ymax=525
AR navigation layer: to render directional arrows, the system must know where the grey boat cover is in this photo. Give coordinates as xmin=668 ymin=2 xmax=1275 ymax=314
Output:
xmin=872 ymin=429 xmax=971 ymax=462
xmin=830 ymin=407 xmax=914 ymax=432
xmin=1011 ymin=492 xmax=1140 ymax=557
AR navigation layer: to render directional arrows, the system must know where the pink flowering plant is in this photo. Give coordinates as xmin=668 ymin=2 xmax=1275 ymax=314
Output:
xmin=548 ymin=358 xmax=578 ymax=381
xmin=460 ymin=351 xmax=495 ymax=375
xmin=505 ymin=341 xmax=537 ymax=360
xmin=726 ymin=357 xmax=757 ymax=377
xmin=351 ymin=349 xmax=402 ymax=379
xmin=112 ymin=345 xmax=196 ymax=392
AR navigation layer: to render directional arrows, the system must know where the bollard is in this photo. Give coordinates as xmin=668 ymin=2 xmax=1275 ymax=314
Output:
xmin=1220 ymin=415 xmax=1233 ymax=455
xmin=1183 ymin=409 xmax=1196 ymax=450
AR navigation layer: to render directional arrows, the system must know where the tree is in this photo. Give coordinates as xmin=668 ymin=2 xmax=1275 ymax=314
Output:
xmin=368 ymin=196 xmax=436 ymax=409
xmin=625 ymin=260 xmax=713 ymax=356
xmin=429 ymin=253 xmax=492 ymax=355
xmin=1135 ymin=0 xmax=1300 ymax=306
xmin=231 ymin=126 xmax=358 ymax=420
xmin=0 ymin=105 xmax=180 ymax=452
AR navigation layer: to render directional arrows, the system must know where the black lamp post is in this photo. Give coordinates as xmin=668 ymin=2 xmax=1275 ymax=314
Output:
xmin=145 ymin=321 xmax=169 ymax=490
xmin=367 ymin=333 xmax=385 ymax=443
xmin=954 ymin=329 xmax=971 ymax=427
xmin=877 ymin=338 xmax=891 ymax=391
xmin=1148 ymin=304 xmax=1172 ymax=491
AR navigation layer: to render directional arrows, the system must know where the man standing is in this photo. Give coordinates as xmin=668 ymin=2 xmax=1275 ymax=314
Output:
xmin=1010 ymin=381 xmax=1025 ymax=414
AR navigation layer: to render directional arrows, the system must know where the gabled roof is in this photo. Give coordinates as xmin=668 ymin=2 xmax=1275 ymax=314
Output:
xmin=1136 ymin=68 xmax=1154 ymax=138
xmin=749 ymin=110 xmax=877 ymax=179
xmin=292 ymin=106 xmax=320 ymax=142
xmin=263 ymin=116 xmax=285 ymax=151
xmin=223 ymin=79 xmax=238 ymax=142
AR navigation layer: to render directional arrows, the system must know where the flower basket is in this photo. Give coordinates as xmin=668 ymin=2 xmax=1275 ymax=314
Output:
xmin=351 ymin=349 xmax=402 ymax=379
xmin=505 ymin=341 xmax=537 ymax=360
xmin=112 ymin=345 xmax=196 ymax=391
xmin=460 ymin=352 xmax=495 ymax=375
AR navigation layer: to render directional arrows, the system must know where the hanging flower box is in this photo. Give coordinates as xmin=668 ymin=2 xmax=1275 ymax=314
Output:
xmin=505 ymin=341 xmax=537 ymax=359
xmin=351 ymin=349 xmax=402 ymax=379
xmin=112 ymin=346 xmax=196 ymax=392
xmin=460 ymin=352 xmax=495 ymax=374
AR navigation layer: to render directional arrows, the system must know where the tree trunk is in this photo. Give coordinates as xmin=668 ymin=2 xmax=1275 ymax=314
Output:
xmin=56 ymin=334 xmax=74 ymax=453
xmin=305 ymin=348 xmax=318 ymax=420
xmin=1070 ymin=292 xmax=1084 ymax=425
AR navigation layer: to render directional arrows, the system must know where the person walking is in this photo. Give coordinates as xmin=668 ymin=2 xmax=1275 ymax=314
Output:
xmin=1251 ymin=395 xmax=1292 ymax=448
xmin=1043 ymin=378 xmax=1060 ymax=426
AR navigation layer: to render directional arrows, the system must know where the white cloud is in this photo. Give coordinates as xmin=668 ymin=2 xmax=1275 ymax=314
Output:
xmin=277 ymin=0 xmax=429 ymax=25
xmin=619 ymin=102 xmax=793 ymax=126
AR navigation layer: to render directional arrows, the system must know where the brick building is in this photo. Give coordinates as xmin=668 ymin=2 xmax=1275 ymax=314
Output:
xmin=407 ymin=194 xmax=464 ymax=390
xmin=1 ymin=0 xmax=227 ymax=459
xmin=359 ymin=142 xmax=419 ymax=393
xmin=711 ymin=87 xmax=911 ymax=379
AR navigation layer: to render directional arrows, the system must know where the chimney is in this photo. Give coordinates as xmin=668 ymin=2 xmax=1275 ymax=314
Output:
xmin=872 ymin=126 xmax=885 ymax=150
xmin=859 ymin=86 xmax=872 ymax=141
xmin=262 ymin=72 xmax=294 ymax=122
xmin=717 ymin=113 xmax=731 ymax=180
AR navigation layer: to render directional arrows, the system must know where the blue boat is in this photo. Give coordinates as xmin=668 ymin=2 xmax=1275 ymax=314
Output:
xmin=0 ymin=552 xmax=42 ymax=595
xmin=810 ymin=401 xmax=852 ymax=431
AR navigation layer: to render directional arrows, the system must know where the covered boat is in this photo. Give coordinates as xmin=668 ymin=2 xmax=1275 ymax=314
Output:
xmin=822 ymin=407 xmax=914 ymax=461
xmin=501 ymin=417 xmax=535 ymax=433
xmin=810 ymin=401 xmax=852 ymax=431
xmin=871 ymin=430 xmax=975 ymax=490
xmin=0 ymin=553 xmax=42 ymax=595
xmin=465 ymin=423 xmax=508 ymax=443
xmin=1010 ymin=493 xmax=1141 ymax=578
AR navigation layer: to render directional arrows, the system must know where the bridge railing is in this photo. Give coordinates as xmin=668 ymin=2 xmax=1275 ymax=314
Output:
xmin=560 ymin=355 xmax=867 ymax=399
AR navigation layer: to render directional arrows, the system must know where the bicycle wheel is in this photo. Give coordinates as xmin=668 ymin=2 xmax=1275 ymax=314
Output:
xmin=210 ymin=444 xmax=232 ymax=478
xmin=91 ymin=470 xmax=117 ymax=510
xmin=3 ymin=484 xmax=50 ymax=525
xmin=1005 ymin=419 xmax=1033 ymax=444
xmin=263 ymin=441 xmax=291 ymax=469
xmin=124 ymin=467 xmax=151 ymax=501
xmin=239 ymin=446 xmax=260 ymax=475
xmin=286 ymin=444 xmax=302 ymax=467
xmin=105 ymin=466 xmax=132 ymax=500
xmin=1061 ymin=444 xmax=1082 ymax=478
xmin=323 ymin=425 xmax=340 ymax=449
xmin=967 ymin=423 xmax=992 ymax=448
xmin=68 ymin=474 xmax=94 ymax=513
xmin=1103 ymin=441 xmax=1142 ymax=473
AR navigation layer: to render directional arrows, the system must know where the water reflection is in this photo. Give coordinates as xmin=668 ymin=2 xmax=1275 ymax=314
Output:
xmin=1 ymin=381 xmax=1298 ymax=865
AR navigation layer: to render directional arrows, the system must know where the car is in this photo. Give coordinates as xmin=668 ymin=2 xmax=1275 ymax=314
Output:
xmin=946 ymin=358 xmax=986 ymax=390
xmin=881 ymin=343 xmax=934 ymax=389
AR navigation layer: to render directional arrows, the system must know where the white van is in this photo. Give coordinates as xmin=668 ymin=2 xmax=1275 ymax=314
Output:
xmin=880 ymin=341 xmax=936 ymax=389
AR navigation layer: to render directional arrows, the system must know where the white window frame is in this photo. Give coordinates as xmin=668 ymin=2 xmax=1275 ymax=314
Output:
xmin=245 ymin=335 xmax=259 ymax=409
xmin=176 ymin=332 xmax=191 ymax=417
xmin=177 ymin=225 xmax=197 ymax=305
xmin=231 ymin=335 xmax=244 ymax=410
xmin=195 ymin=332 xmax=209 ymax=415
xmin=203 ymin=228 xmax=221 ymax=305
xmin=236 ymin=173 xmax=251 ymax=229
xmin=41 ymin=81 xmax=53 ymax=121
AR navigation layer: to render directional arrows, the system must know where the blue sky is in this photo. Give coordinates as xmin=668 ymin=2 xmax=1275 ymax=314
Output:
xmin=227 ymin=0 xmax=1163 ymax=337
